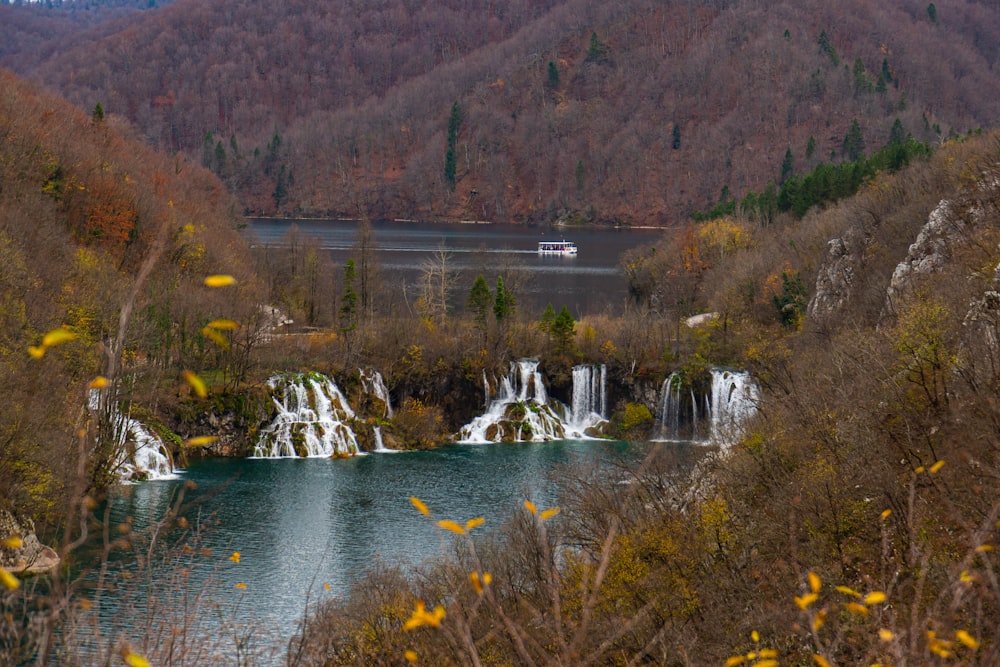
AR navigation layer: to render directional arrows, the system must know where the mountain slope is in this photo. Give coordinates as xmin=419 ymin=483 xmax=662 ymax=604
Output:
xmin=0 ymin=69 xmax=259 ymax=519
xmin=5 ymin=0 xmax=1000 ymax=224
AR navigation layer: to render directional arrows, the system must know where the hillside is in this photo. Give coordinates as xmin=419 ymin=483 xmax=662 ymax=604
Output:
xmin=3 ymin=0 xmax=999 ymax=224
xmin=0 ymin=69 xmax=260 ymax=522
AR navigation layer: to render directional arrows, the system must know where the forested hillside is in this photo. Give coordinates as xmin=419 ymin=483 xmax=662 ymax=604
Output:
xmin=3 ymin=0 xmax=999 ymax=224
xmin=0 ymin=70 xmax=260 ymax=523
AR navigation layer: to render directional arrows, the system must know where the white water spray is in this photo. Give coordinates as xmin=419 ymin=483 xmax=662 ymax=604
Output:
xmin=89 ymin=389 xmax=177 ymax=482
xmin=359 ymin=368 xmax=393 ymax=418
xmin=253 ymin=374 xmax=360 ymax=457
xmin=654 ymin=369 xmax=758 ymax=445
xmin=458 ymin=361 xmax=607 ymax=443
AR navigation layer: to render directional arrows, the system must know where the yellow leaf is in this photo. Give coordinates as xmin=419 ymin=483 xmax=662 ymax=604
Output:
xmin=410 ymin=496 xmax=430 ymax=516
xmin=863 ymin=591 xmax=886 ymax=605
xmin=915 ymin=466 xmax=926 ymax=474
xmin=879 ymin=629 xmax=894 ymax=642
xmin=795 ymin=593 xmax=818 ymax=610
xmin=235 ymin=582 xmax=247 ymax=590
xmin=229 ymin=551 xmax=241 ymax=563
xmin=436 ymin=520 xmax=465 ymax=535
xmin=123 ymin=652 xmax=150 ymax=667
xmin=755 ymin=661 xmax=778 ymax=667
xmin=403 ymin=601 xmax=445 ymax=631
xmin=835 ymin=585 xmax=861 ymax=598
xmin=759 ymin=649 xmax=778 ymax=659
xmin=182 ymin=370 xmax=208 ymax=397
xmin=751 ymin=630 xmax=760 ymax=643
xmin=204 ymin=274 xmax=236 ymax=287
xmin=323 ymin=583 xmax=331 ymax=591
xmin=207 ymin=319 xmax=240 ymax=330
xmin=88 ymin=376 xmax=110 ymax=389
xmin=42 ymin=327 xmax=77 ymax=348
xmin=960 ymin=570 xmax=974 ymax=584
xmin=1 ymin=536 xmax=23 ymax=549
xmin=404 ymin=649 xmax=418 ymax=663
xmin=975 ymin=544 xmax=995 ymax=553
xmin=482 ymin=572 xmax=492 ymax=586
xmin=469 ymin=572 xmax=483 ymax=595
xmin=0 ymin=569 xmax=20 ymax=590
xmin=201 ymin=326 xmax=230 ymax=350
xmin=955 ymin=630 xmax=980 ymax=650
xmin=184 ymin=435 xmax=219 ymax=447
xmin=929 ymin=459 xmax=945 ymax=474
xmin=808 ymin=571 xmax=822 ymax=593
xmin=464 ymin=517 xmax=485 ymax=531
xmin=812 ymin=655 xmax=830 ymax=667
xmin=812 ymin=609 xmax=827 ymax=633
xmin=725 ymin=657 xmax=746 ymax=666
xmin=540 ymin=507 xmax=561 ymax=521
xmin=524 ymin=500 xmax=537 ymax=515
xmin=880 ymin=509 xmax=892 ymax=520
xmin=844 ymin=602 xmax=869 ymax=615
xmin=27 ymin=346 xmax=46 ymax=359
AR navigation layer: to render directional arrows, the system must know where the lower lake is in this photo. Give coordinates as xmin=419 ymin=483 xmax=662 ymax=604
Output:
xmin=77 ymin=440 xmax=702 ymax=659
xmin=243 ymin=219 xmax=665 ymax=314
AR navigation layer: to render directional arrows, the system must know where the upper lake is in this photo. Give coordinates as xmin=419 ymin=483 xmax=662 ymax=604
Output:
xmin=243 ymin=219 xmax=665 ymax=314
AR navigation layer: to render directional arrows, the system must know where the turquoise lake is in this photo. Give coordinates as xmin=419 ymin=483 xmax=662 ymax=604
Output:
xmin=79 ymin=440 xmax=702 ymax=655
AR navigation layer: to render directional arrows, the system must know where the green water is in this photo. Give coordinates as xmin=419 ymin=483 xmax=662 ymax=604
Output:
xmin=80 ymin=440 xmax=701 ymax=653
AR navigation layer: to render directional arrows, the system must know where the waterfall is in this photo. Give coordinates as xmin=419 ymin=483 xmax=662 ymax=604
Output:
xmin=568 ymin=364 xmax=607 ymax=432
xmin=653 ymin=369 xmax=758 ymax=445
xmin=656 ymin=372 xmax=682 ymax=441
xmin=709 ymin=369 xmax=759 ymax=446
xmin=253 ymin=374 xmax=360 ymax=458
xmin=88 ymin=389 xmax=177 ymax=482
xmin=359 ymin=368 xmax=393 ymax=418
xmin=483 ymin=370 xmax=490 ymax=409
xmin=372 ymin=425 xmax=395 ymax=453
xmin=458 ymin=361 xmax=607 ymax=443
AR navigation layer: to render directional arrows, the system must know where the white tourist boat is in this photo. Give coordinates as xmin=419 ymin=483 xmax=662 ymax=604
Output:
xmin=538 ymin=240 xmax=578 ymax=255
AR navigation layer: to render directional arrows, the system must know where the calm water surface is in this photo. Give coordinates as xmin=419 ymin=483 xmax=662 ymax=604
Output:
xmin=84 ymin=440 xmax=700 ymax=646
xmin=243 ymin=219 xmax=666 ymax=314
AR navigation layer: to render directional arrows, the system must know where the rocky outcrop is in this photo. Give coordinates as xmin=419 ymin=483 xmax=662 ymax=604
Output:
xmin=883 ymin=199 xmax=964 ymax=317
xmin=809 ymin=234 xmax=861 ymax=319
xmin=0 ymin=510 xmax=60 ymax=575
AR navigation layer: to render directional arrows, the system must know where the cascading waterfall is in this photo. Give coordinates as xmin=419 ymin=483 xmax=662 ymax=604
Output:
xmin=656 ymin=372 xmax=682 ymax=440
xmin=654 ymin=369 xmax=758 ymax=445
xmin=372 ymin=425 xmax=395 ymax=453
xmin=458 ymin=361 xmax=607 ymax=443
xmin=359 ymin=368 xmax=393 ymax=417
xmin=89 ymin=389 xmax=176 ymax=482
xmin=568 ymin=364 xmax=607 ymax=431
xmin=253 ymin=374 xmax=360 ymax=458
xmin=709 ymin=369 xmax=759 ymax=446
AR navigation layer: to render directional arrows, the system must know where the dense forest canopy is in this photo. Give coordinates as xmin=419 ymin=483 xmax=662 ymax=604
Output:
xmin=2 ymin=0 xmax=1000 ymax=223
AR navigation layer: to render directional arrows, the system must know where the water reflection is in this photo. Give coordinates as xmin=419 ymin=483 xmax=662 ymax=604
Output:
xmin=80 ymin=440 xmax=701 ymax=650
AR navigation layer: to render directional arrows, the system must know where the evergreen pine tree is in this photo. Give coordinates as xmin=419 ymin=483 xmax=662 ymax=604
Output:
xmin=547 ymin=61 xmax=560 ymax=89
xmin=494 ymin=276 xmax=514 ymax=322
xmin=340 ymin=259 xmax=358 ymax=333
xmin=467 ymin=275 xmax=492 ymax=333
xmin=842 ymin=120 xmax=865 ymax=161
xmin=780 ymin=147 xmax=794 ymax=183
xmin=550 ymin=306 xmax=577 ymax=355
xmin=672 ymin=124 xmax=681 ymax=150
xmin=888 ymin=118 xmax=908 ymax=146
xmin=445 ymin=102 xmax=461 ymax=189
